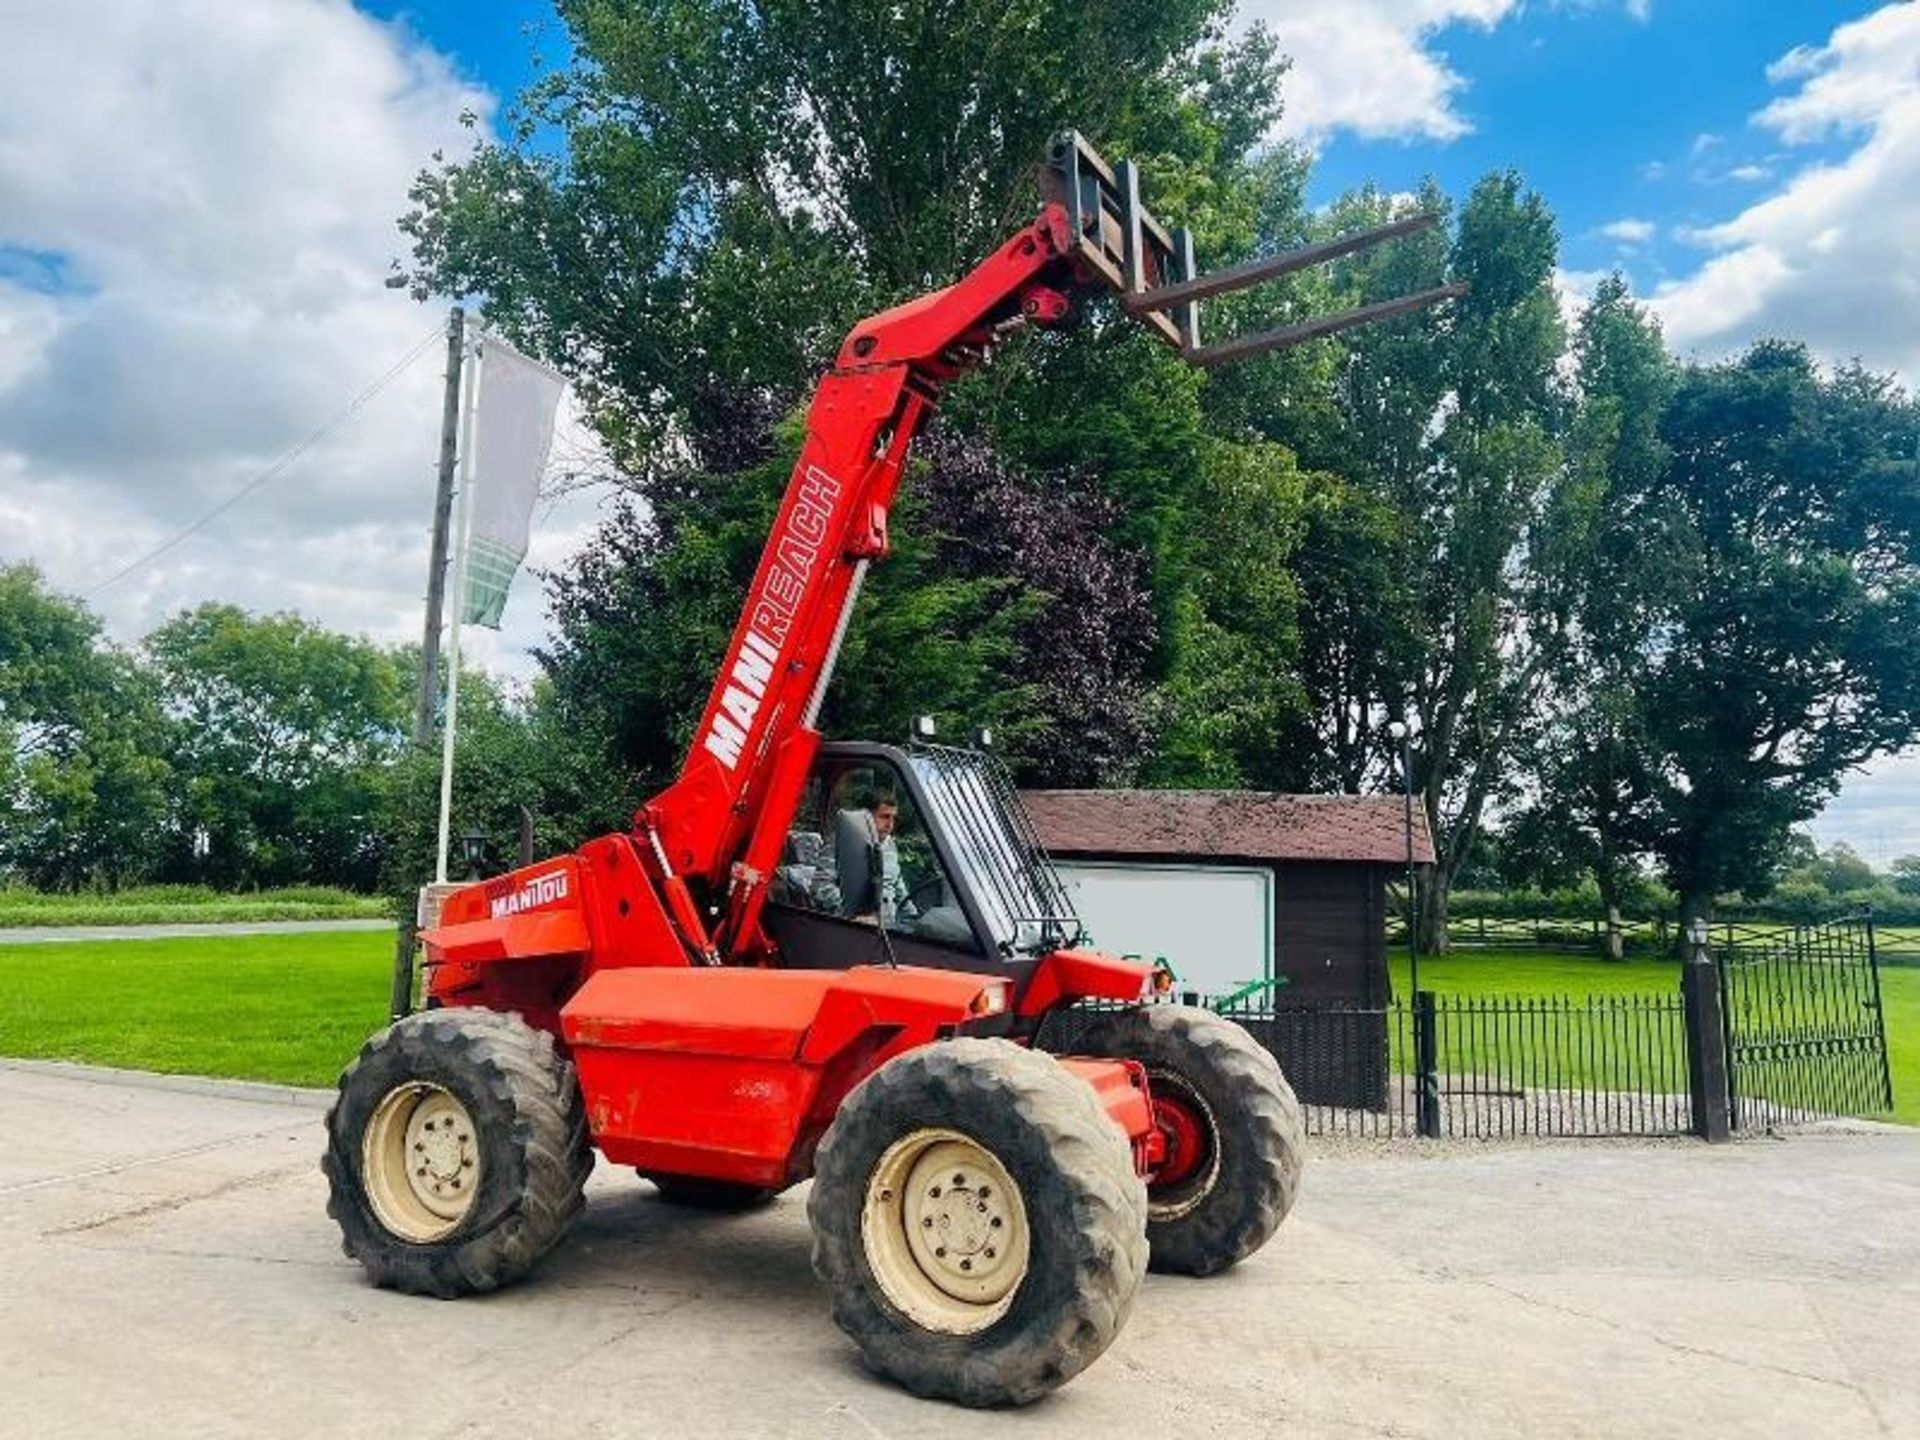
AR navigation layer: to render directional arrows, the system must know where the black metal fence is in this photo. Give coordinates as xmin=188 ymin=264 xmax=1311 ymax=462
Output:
xmin=1209 ymin=992 xmax=1694 ymax=1139
xmin=1044 ymin=914 xmax=1891 ymax=1142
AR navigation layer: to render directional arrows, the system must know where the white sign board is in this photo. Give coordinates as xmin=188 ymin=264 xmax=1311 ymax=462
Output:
xmin=1056 ymin=861 xmax=1273 ymax=997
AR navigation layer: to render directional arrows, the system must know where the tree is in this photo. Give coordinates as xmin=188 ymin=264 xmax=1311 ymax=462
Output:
xmin=1643 ymin=344 xmax=1920 ymax=925
xmin=1514 ymin=275 xmax=1676 ymax=921
xmin=1892 ymin=856 xmax=1920 ymax=897
xmin=147 ymin=605 xmax=408 ymax=889
xmin=1301 ymin=175 xmax=1575 ymax=949
xmin=0 ymin=565 xmax=169 ymax=888
xmin=1813 ymin=842 xmax=1879 ymax=896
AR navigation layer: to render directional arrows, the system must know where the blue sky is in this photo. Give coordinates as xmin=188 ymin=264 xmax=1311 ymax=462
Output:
xmin=5 ymin=0 xmax=1919 ymax=859
xmin=1305 ymin=3 xmax=1868 ymax=280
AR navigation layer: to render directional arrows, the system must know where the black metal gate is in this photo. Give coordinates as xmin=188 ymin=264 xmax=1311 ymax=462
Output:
xmin=1715 ymin=913 xmax=1894 ymax=1129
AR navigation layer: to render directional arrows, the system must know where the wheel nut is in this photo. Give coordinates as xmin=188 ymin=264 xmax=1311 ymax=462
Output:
xmin=922 ymin=1217 xmax=933 ymax=1228
xmin=953 ymin=1174 xmax=965 ymax=1186
xmin=935 ymin=1247 xmax=946 ymax=1258
xmin=985 ymin=1248 xmax=996 ymax=1259
xmin=930 ymin=1186 xmax=941 ymax=1198
xmin=880 ymin=1188 xmax=893 ymax=1201
xmin=990 ymin=1217 xmax=1003 ymax=1229
xmin=960 ymin=1259 xmax=973 ymax=1272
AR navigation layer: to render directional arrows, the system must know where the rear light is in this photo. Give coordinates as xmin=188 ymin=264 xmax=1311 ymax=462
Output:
xmin=970 ymin=983 xmax=1009 ymax=1017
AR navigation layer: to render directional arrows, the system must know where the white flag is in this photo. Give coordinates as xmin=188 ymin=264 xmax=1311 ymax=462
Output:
xmin=463 ymin=336 xmax=566 ymax=628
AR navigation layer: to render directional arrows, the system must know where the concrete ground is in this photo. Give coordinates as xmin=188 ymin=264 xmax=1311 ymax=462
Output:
xmin=3 ymin=1061 xmax=1915 ymax=1440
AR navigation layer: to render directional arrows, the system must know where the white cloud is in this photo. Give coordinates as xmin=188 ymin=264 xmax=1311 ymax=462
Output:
xmin=1247 ymin=2 xmax=1651 ymax=145
xmin=0 ymin=0 xmax=607 ymax=676
xmin=1601 ymin=217 xmax=1656 ymax=245
xmin=1650 ymin=3 xmax=1920 ymax=384
xmin=1248 ymin=0 xmax=1519 ymax=143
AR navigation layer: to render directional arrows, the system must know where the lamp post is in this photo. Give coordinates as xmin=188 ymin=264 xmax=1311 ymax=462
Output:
xmin=460 ymin=824 xmax=489 ymax=882
xmin=1388 ymin=720 xmax=1419 ymax=999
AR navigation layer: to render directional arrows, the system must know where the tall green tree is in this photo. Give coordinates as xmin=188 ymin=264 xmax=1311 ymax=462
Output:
xmin=1513 ymin=275 xmax=1676 ymax=921
xmin=1301 ymin=174 xmax=1577 ymax=948
xmin=147 ymin=605 xmax=408 ymax=889
xmin=0 ymin=565 xmax=169 ymax=888
xmin=1641 ymin=343 xmax=1920 ymax=925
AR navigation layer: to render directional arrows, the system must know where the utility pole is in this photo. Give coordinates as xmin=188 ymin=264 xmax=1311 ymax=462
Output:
xmin=395 ymin=306 xmax=464 ymax=1022
xmin=413 ymin=305 xmax=465 ymax=747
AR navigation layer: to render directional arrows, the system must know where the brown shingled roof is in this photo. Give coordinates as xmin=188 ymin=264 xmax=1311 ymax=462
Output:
xmin=1020 ymin=790 xmax=1437 ymax=866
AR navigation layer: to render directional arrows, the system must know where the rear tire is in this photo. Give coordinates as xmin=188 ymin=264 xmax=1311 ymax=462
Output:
xmin=808 ymin=1039 xmax=1147 ymax=1407
xmin=1065 ymin=1005 xmax=1303 ymax=1276
xmin=641 ymin=1173 xmax=779 ymax=1210
xmin=323 ymin=1009 xmax=592 ymax=1297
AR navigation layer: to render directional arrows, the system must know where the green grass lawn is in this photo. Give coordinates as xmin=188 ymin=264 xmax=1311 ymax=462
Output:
xmin=0 ymin=884 xmax=389 ymax=928
xmin=0 ymin=930 xmax=393 ymax=1087
xmin=1387 ymin=946 xmax=1918 ymax=1126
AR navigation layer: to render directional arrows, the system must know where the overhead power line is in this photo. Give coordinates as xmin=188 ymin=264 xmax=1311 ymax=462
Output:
xmin=87 ymin=323 xmax=446 ymax=597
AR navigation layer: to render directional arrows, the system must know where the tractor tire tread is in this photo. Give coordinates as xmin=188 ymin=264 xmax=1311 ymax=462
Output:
xmin=322 ymin=1008 xmax=592 ymax=1298
xmin=808 ymin=1039 xmax=1147 ymax=1407
xmin=1070 ymin=1005 xmax=1303 ymax=1276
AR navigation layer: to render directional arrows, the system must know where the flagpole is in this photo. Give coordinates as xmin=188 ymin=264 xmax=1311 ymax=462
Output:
xmin=435 ymin=332 xmax=485 ymax=884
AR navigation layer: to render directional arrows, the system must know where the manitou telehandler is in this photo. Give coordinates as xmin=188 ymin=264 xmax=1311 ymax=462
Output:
xmin=324 ymin=132 xmax=1460 ymax=1406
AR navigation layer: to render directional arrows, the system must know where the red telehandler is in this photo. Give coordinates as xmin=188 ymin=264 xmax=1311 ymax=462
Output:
xmin=324 ymin=133 xmax=1459 ymax=1406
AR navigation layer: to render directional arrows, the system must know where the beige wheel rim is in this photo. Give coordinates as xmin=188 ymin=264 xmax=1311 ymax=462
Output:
xmin=861 ymin=1128 xmax=1030 ymax=1335
xmin=361 ymin=1082 xmax=480 ymax=1243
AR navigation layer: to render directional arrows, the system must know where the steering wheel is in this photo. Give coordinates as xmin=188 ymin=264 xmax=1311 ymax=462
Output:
xmin=899 ymin=872 xmax=948 ymax=913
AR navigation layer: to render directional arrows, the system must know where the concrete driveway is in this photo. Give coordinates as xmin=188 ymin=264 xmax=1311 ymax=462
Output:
xmin=3 ymin=1060 xmax=1915 ymax=1440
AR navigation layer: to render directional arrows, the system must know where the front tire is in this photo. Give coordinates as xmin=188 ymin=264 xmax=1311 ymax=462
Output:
xmin=323 ymin=1009 xmax=592 ymax=1297
xmin=808 ymin=1039 xmax=1147 ymax=1407
xmin=1066 ymin=1005 xmax=1303 ymax=1276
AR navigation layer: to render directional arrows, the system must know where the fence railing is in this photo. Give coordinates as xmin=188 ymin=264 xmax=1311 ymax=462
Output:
xmin=1206 ymin=993 xmax=1693 ymax=1140
xmin=1385 ymin=912 xmax=1673 ymax=954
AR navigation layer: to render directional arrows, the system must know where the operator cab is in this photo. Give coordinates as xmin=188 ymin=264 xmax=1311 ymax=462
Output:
xmin=761 ymin=740 xmax=1083 ymax=987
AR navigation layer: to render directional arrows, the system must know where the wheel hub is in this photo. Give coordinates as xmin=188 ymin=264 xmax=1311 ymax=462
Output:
xmin=404 ymin=1091 xmax=478 ymax=1217
xmin=362 ymin=1082 xmax=481 ymax=1242
xmin=862 ymin=1129 xmax=1031 ymax=1334
xmin=901 ymin=1144 xmax=1019 ymax=1295
xmin=1144 ymin=1072 xmax=1220 ymax=1222
xmin=1151 ymin=1091 xmax=1209 ymax=1190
